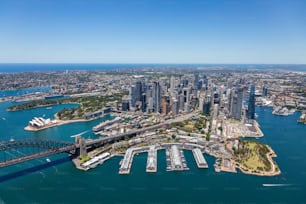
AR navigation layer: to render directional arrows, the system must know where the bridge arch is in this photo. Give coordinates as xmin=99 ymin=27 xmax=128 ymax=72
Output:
xmin=0 ymin=139 xmax=76 ymax=168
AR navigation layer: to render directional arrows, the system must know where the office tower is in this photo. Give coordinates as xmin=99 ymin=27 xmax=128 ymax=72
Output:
xmin=170 ymin=76 xmax=176 ymax=90
xmin=194 ymin=73 xmax=199 ymax=88
xmin=152 ymin=81 xmax=161 ymax=113
xmin=199 ymin=97 xmax=204 ymax=112
xmin=197 ymin=80 xmax=203 ymax=90
xmin=135 ymin=80 xmax=142 ymax=102
xmin=183 ymin=79 xmax=188 ymax=87
xmin=147 ymin=97 xmax=154 ymax=113
xmin=129 ymin=85 xmax=136 ymax=108
xmin=172 ymin=98 xmax=179 ymax=115
xmin=213 ymin=92 xmax=219 ymax=104
xmin=122 ymin=98 xmax=130 ymax=111
xmin=141 ymin=93 xmax=146 ymax=112
xmin=179 ymin=94 xmax=184 ymax=111
xmin=183 ymin=87 xmax=190 ymax=104
xmin=262 ymin=86 xmax=268 ymax=97
xmin=161 ymin=96 xmax=170 ymax=115
xmin=229 ymin=87 xmax=243 ymax=120
xmin=247 ymin=84 xmax=255 ymax=120
xmin=203 ymin=95 xmax=211 ymax=115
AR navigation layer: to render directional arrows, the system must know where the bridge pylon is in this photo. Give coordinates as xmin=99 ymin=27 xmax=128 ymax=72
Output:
xmin=75 ymin=135 xmax=87 ymax=157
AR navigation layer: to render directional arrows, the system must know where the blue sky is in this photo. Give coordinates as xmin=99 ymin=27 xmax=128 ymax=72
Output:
xmin=0 ymin=0 xmax=305 ymax=64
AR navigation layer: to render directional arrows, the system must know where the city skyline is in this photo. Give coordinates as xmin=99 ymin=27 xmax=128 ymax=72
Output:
xmin=1 ymin=0 xmax=306 ymax=64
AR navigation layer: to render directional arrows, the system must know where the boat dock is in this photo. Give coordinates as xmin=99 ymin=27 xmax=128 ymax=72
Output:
xmin=146 ymin=146 xmax=157 ymax=173
xmin=192 ymin=148 xmax=208 ymax=168
xmin=119 ymin=146 xmax=150 ymax=174
xmin=118 ymin=143 xmax=210 ymax=174
xmin=168 ymin=144 xmax=189 ymax=171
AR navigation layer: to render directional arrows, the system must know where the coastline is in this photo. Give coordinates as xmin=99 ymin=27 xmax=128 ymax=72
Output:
xmin=235 ymin=145 xmax=281 ymax=177
xmin=24 ymin=119 xmax=90 ymax=131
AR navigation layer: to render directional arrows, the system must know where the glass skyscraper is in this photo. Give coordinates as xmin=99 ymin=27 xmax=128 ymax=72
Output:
xmin=247 ymin=84 xmax=256 ymax=120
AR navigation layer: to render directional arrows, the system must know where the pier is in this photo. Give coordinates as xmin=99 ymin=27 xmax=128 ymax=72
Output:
xmin=192 ymin=148 xmax=208 ymax=168
xmin=119 ymin=146 xmax=150 ymax=174
xmin=146 ymin=146 xmax=157 ymax=173
xmin=118 ymin=143 xmax=210 ymax=174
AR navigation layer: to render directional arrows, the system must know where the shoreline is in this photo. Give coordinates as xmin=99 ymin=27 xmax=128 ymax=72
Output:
xmin=24 ymin=119 xmax=90 ymax=131
xmin=7 ymin=102 xmax=80 ymax=112
xmin=235 ymin=145 xmax=281 ymax=177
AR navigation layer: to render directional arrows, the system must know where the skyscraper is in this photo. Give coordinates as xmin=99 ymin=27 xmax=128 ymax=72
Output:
xmin=170 ymin=76 xmax=176 ymax=90
xmin=135 ymin=80 xmax=142 ymax=102
xmin=152 ymin=81 xmax=161 ymax=113
xmin=183 ymin=87 xmax=190 ymax=104
xmin=122 ymin=98 xmax=130 ymax=111
xmin=129 ymin=85 xmax=136 ymax=108
xmin=141 ymin=93 xmax=146 ymax=112
xmin=230 ymin=87 xmax=243 ymax=120
xmin=247 ymin=84 xmax=255 ymax=120
xmin=194 ymin=73 xmax=199 ymax=88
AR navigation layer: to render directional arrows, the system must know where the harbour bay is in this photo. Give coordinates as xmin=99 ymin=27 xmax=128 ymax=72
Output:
xmin=0 ymin=93 xmax=305 ymax=203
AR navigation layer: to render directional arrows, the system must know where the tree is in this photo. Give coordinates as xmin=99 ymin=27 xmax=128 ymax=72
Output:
xmin=206 ymin=133 xmax=210 ymax=141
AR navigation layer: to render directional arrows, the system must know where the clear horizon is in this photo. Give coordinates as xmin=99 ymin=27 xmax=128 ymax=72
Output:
xmin=1 ymin=0 xmax=306 ymax=64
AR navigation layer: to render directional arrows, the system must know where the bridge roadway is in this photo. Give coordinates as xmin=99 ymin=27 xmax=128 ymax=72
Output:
xmin=84 ymin=111 xmax=198 ymax=147
xmin=0 ymin=144 xmax=76 ymax=168
xmin=85 ymin=123 xmax=167 ymax=146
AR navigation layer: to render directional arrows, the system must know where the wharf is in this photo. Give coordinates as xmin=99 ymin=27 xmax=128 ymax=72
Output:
xmin=220 ymin=158 xmax=237 ymax=173
xmin=119 ymin=149 xmax=134 ymax=174
xmin=146 ymin=146 xmax=157 ymax=173
xmin=192 ymin=148 xmax=208 ymax=168
xmin=119 ymin=146 xmax=150 ymax=174
xmin=168 ymin=144 xmax=189 ymax=171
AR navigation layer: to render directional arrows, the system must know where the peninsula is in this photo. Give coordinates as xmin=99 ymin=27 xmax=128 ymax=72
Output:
xmin=3 ymin=67 xmax=306 ymax=176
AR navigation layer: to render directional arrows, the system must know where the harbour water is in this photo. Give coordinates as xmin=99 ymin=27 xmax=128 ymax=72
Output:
xmin=0 ymin=92 xmax=306 ymax=203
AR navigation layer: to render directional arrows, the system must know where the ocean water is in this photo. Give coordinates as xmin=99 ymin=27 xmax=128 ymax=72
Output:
xmin=0 ymin=95 xmax=306 ymax=203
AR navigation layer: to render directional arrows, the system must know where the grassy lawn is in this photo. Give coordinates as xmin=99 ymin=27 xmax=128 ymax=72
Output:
xmin=236 ymin=140 xmax=271 ymax=171
xmin=184 ymin=124 xmax=194 ymax=131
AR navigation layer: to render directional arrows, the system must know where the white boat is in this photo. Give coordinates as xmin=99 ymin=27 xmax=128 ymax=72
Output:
xmin=46 ymin=158 xmax=51 ymax=163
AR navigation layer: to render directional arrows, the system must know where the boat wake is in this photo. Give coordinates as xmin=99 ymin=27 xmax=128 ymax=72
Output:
xmin=262 ymin=184 xmax=293 ymax=187
xmin=70 ymin=130 xmax=90 ymax=138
